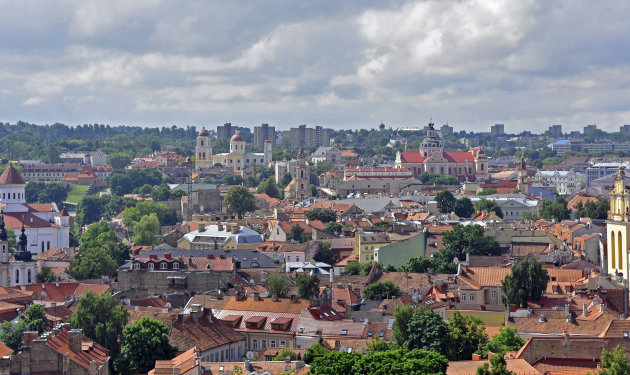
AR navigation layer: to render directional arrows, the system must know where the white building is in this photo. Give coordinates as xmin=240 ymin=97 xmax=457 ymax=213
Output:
xmin=469 ymin=195 xmax=539 ymax=222
xmin=177 ymin=223 xmax=263 ymax=250
xmin=0 ymin=213 xmax=37 ymax=287
xmin=0 ymin=165 xmax=70 ymax=254
xmin=535 ymin=170 xmax=586 ymax=195
xmin=195 ymin=128 xmax=272 ymax=172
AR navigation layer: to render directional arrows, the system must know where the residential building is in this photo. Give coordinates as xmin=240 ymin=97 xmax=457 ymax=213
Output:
xmin=0 ymin=324 xmax=110 ymax=374
xmin=355 ymin=231 xmax=390 ymax=263
xmin=214 ymin=294 xmax=311 ymax=351
xmin=283 ymin=125 xmax=331 ymax=148
xmin=310 ymin=146 xmax=342 ymax=165
xmin=343 ymin=166 xmax=413 ymax=181
xmin=534 ymin=170 xmax=585 ymax=195
xmin=584 ymin=124 xmax=598 ymax=135
xmin=253 ymin=123 xmax=276 ymax=149
xmin=548 ymin=124 xmax=562 ymax=137
xmin=620 ymin=124 xmax=630 ymax=134
xmin=490 ymin=124 xmax=505 ymax=135
xmin=336 ymin=178 xmax=415 ymax=196
xmin=216 ymin=123 xmax=235 ymax=140
xmin=469 ymin=196 xmax=539 ymax=222
xmin=59 ymin=150 xmax=107 ymax=165
xmin=586 ymin=163 xmax=629 ymax=186
xmin=20 ymin=163 xmax=81 ymax=183
xmin=396 ymin=122 xmax=489 ymax=181
xmin=177 ymin=223 xmax=264 ymax=250
xmin=374 ymin=231 xmax=427 ymax=268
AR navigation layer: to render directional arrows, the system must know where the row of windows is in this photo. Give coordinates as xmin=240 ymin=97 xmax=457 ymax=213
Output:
xmin=252 ymin=339 xmax=286 ymax=350
xmin=1 ymin=193 xmax=22 ymax=200
xmin=15 ymin=269 xmax=33 ymax=284
xmin=132 ymin=262 xmax=179 ymax=270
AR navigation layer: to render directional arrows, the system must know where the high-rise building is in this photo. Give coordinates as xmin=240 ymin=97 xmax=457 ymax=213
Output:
xmin=217 ymin=123 xmax=235 ymax=140
xmin=254 ymin=123 xmax=276 ymax=149
xmin=490 ymin=124 xmax=505 ymax=136
xmin=620 ymin=125 xmax=630 ymax=134
xmin=584 ymin=124 xmax=597 ymax=135
xmin=440 ymin=124 xmax=453 ymax=135
xmin=548 ymin=124 xmax=562 ymax=137
xmin=283 ymin=125 xmax=330 ymax=148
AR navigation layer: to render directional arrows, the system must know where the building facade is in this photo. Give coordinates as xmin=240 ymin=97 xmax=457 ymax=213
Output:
xmin=195 ymin=128 xmax=272 ymax=172
xmin=607 ymin=168 xmax=630 ymax=283
xmin=217 ymin=123 xmax=235 ymax=140
xmin=284 ymin=148 xmax=311 ymax=201
xmin=282 ymin=125 xmax=330 ymax=148
xmin=254 ymin=123 xmax=276 ymax=149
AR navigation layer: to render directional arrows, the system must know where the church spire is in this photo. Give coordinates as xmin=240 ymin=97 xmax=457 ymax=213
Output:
xmin=14 ymin=217 xmax=32 ymax=262
xmin=519 ymin=152 xmax=527 ymax=171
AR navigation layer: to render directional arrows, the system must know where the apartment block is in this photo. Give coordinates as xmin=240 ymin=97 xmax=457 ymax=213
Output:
xmin=282 ymin=125 xmax=330 ymax=148
xmin=253 ymin=123 xmax=276 ymax=149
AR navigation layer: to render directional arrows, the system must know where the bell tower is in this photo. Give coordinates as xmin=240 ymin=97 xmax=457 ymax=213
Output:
xmin=517 ymin=153 xmax=528 ymax=195
xmin=607 ymin=167 xmax=630 ymax=284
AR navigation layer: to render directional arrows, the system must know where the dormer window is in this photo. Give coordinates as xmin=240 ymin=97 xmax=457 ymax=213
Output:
xmin=173 ymin=262 xmax=179 ymax=269
xmin=160 ymin=262 xmax=167 ymax=269
xmin=148 ymin=262 xmax=154 ymax=270
xmin=133 ymin=263 xmax=140 ymax=270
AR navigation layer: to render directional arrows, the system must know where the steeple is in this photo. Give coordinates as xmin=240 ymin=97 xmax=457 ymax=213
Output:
xmin=297 ymin=147 xmax=306 ymax=159
xmin=519 ymin=152 xmax=527 ymax=171
xmin=14 ymin=219 xmax=32 ymax=262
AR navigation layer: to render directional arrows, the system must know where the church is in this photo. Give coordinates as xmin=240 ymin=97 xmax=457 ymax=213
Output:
xmin=395 ymin=122 xmax=489 ymax=182
xmin=607 ymin=167 xmax=630 ymax=283
xmin=0 ymin=165 xmax=70 ymax=255
xmin=194 ymin=127 xmax=272 ymax=172
xmin=284 ymin=147 xmax=311 ymax=201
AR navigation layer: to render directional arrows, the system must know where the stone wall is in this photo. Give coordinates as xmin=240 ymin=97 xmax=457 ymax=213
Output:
xmin=117 ymin=269 xmax=234 ymax=294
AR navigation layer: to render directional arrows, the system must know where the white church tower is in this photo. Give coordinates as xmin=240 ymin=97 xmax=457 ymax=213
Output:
xmin=195 ymin=127 xmax=213 ymax=170
xmin=0 ymin=211 xmax=9 ymax=286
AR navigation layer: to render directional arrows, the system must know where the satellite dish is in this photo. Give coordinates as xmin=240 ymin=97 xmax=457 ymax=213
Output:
xmin=246 ymin=351 xmax=255 ymax=360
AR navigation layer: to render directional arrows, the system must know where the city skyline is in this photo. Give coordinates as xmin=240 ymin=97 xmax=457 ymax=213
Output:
xmin=2 ymin=1 xmax=630 ymax=132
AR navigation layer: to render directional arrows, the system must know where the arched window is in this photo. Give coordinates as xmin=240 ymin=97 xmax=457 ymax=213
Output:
xmin=300 ymin=170 xmax=304 ymax=178
xmin=41 ymin=242 xmax=45 ymax=252
xmin=619 ymin=231 xmax=623 ymax=273
xmin=611 ymin=231 xmax=616 ymax=269
xmin=300 ymin=184 xmax=304 ymax=190
xmin=481 ymin=164 xmax=485 ymax=171
xmin=47 ymin=241 xmax=50 ymax=250
xmin=201 ymin=140 xmax=204 ymax=146
xmin=27 ymin=269 xmax=31 ymax=284
xmin=15 ymin=270 xmax=19 ymax=284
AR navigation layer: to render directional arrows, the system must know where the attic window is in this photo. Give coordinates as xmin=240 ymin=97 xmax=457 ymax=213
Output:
xmin=379 ymin=332 xmax=384 ymax=337
xmin=551 ymin=277 xmax=557 ymax=281
xmin=219 ymin=367 xmax=224 ymax=371
xmin=341 ymin=330 xmax=347 ymax=335
xmin=624 ymin=331 xmax=629 ymax=338
xmin=368 ymin=331 xmax=373 ymax=337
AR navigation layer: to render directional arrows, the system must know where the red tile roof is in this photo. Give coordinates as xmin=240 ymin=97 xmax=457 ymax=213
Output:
xmin=3 ymin=212 xmax=58 ymax=229
xmin=46 ymin=327 xmax=109 ymax=370
xmin=171 ymin=315 xmax=245 ymax=352
xmin=0 ymin=164 xmax=25 ymax=184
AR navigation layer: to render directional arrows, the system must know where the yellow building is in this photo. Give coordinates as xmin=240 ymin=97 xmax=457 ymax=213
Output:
xmin=607 ymin=168 xmax=630 ymax=282
xmin=355 ymin=231 xmax=390 ymax=263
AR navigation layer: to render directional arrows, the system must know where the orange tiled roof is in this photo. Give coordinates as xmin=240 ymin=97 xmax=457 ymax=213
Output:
xmin=223 ymin=296 xmax=310 ymax=314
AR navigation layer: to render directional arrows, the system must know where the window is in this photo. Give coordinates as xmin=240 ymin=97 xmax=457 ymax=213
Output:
xmin=341 ymin=330 xmax=347 ymax=335
xmin=461 ymin=294 xmax=466 ymax=301
xmin=173 ymin=262 xmax=179 ymax=269
xmin=133 ymin=263 xmax=140 ymax=270
xmin=262 ymin=339 xmax=267 ymax=349
xmin=148 ymin=263 xmax=154 ymax=270
xmin=491 ymin=291 xmax=497 ymax=299
xmin=160 ymin=262 xmax=167 ymax=269
xmin=280 ymin=340 xmax=286 ymax=347
xmin=27 ymin=270 xmax=32 ymax=283
xmin=271 ymin=340 xmax=276 ymax=348
xmin=47 ymin=241 xmax=50 ymax=250
xmin=253 ymin=339 xmax=258 ymax=350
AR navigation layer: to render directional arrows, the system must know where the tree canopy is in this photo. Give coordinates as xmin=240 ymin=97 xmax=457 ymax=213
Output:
xmin=313 ymin=242 xmax=335 ymax=265
xmin=265 ymin=271 xmax=291 ymax=298
xmin=25 ymin=182 xmax=68 ymax=207
xmin=454 ymin=197 xmax=475 ymax=218
xmin=474 ymin=199 xmax=503 ymax=218
xmin=119 ymin=316 xmax=177 ymax=374
xmin=362 ymin=281 xmax=402 ymax=300
xmin=435 ymin=190 xmax=456 ymax=214
xmin=443 ymin=224 xmax=501 ymax=256
xmin=501 ymin=256 xmax=549 ymax=307
xmin=447 ymin=311 xmax=488 ymax=360
xmin=297 ymin=273 xmax=319 ymax=299
xmin=224 ymin=186 xmax=256 ymax=219
xmin=256 ymin=176 xmax=279 ymax=198
xmin=306 ymin=208 xmax=337 ymax=223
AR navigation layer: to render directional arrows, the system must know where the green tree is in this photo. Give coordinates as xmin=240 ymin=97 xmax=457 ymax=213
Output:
xmin=131 ymin=213 xmax=162 ymax=245
xmin=539 ymin=196 xmax=570 ymax=221
xmin=122 ymin=200 xmax=176 ymax=229
xmin=310 ymin=351 xmax=360 ymax=375
xmin=303 ymin=341 xmax=329 ymax=364
xmin=435 ymin=190 xmax=456 ymax=213
xmin=363 ymin=281 xmax=402 ymax=300
xmin=343 ymin=261 xmax=373 ymax=276
xmin=256 ymin=177 xmax=279 ymax=198
xmin=401 ymin=256 xmax=432 ymax=273
xmin=474 ymin=199 xmax=504 ymax=218
xmin=476 ymin=354 xmax=515 ymax=375
xmin=406 ymin=305 xmax=449 ymax=352
xmin=24 ymin=304 xmax=48 ymax=334
xmin=0 ymin=319 xmax=27 ymax=352
xmin=431 ymin=247 xmax=458 ymax=274
xmin=222 ymin=174 xmax=243 ymax=185
xmin=324 ymin=222 xmax=342 ymax=235
xmin=447 ymin=311 xmax=488 ymax=360
xmin=37 ymin=266 xmax=56 ymax=283
xmin=501 ymin=256 xmax=549 ymax=307
xmin=443 ymin=224 xmax=501 ymax=256
xmin=76 ymin=195 xmax=105 ymax=226
xmin=265 ymin=271 xmax=290 ymax=298
xmin=297 ymin=273 xmax=319 ymax=299
xmin=224 ymin=186 xmax=256 ymax=219
xmin=366 ymin=337 xmax=393 ymax=353
xmin=120 ymin=316 xmax=177 ymax=374
xmin=306 ymin=208 xmax=337 ymax=223
xmin=133 ymin=184 xmax=154 ymax=195
xmin=70 ymin=292 xmax=129 ymax=358
xmin=477 ymin=327 xmax=525 ymax=359
xmin=106 ymin=152 xmax=132 ymax=170
xmin=273 ymin=347 xmax=298 ymax=361
xmin=81 ymin=221 xmax=116 ymax=247
xmin=281 ymin=172 xmax=292 ymax=186
xmin=313 ymin=242 xmax=335 ymax=265
xmin=67 ymin=247 xmax=117 ymax=280
xmin=392 ymin=305 xmax=414 ymax=347
xmin=454 ymin=197 xmax=475 ymax=218
xmin=574 ymin=199 xmax=609 ymax=220
xmin=289 ymin=224 xmax=307 ymax=243
xmin=478 ymin=188 xmax=498 ymax=196
xmin=354 ymin=348 xmax=449 ymax=375
xmin=151 ymin=184 xmax=172 ymax=201
xmin=596 ymin=345 xmax=630 ymax=375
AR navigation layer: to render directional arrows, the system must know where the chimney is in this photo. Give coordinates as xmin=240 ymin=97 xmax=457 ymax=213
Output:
xmin=89 ymin=360 xmax=97 ymax=375
xmin=23 ymin=331 xmax=39 ymax=347
xmin=600 ymin=303 xmax=606 ymax=312
xmin=254 ymin=293 xmax=260 ymax=301
xmin=291 ymin=294 xmax=297 ymax=303
xmin=69 ymin=329 xmax=83 ymax=354
xmin=172 ymin=366 xmax=181 ymax=375
xmin=198 ymin=223 xmax=206 ymax=232
xmin=150 ymin=254 xmax=158 ymax=260
xmin=189 ymin=257 xmax=193 ymax=266
xmin=337 ymin=283 xmax=343 ymax=289
xmin=165 ymin=253 xmax=172 ymax=260
xmin=582 ymin=302 xmax=587 ymax=318
xmin=218 ymin=223 xmax=224 ymax=231
xmin=231 ymin=225 xmax=239 ymax=234
xmin=272 ymin=293 xmax=278 ymax=302
xmin=538 ymin=314 xmax=547 ymax=323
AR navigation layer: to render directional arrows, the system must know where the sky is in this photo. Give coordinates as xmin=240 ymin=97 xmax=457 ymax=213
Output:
xmin=1 ymin=0 xmax=630 ymax=133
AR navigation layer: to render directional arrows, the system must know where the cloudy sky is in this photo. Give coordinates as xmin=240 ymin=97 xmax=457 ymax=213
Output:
xmin=1 ymin=0 xmax=630 ymax=132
